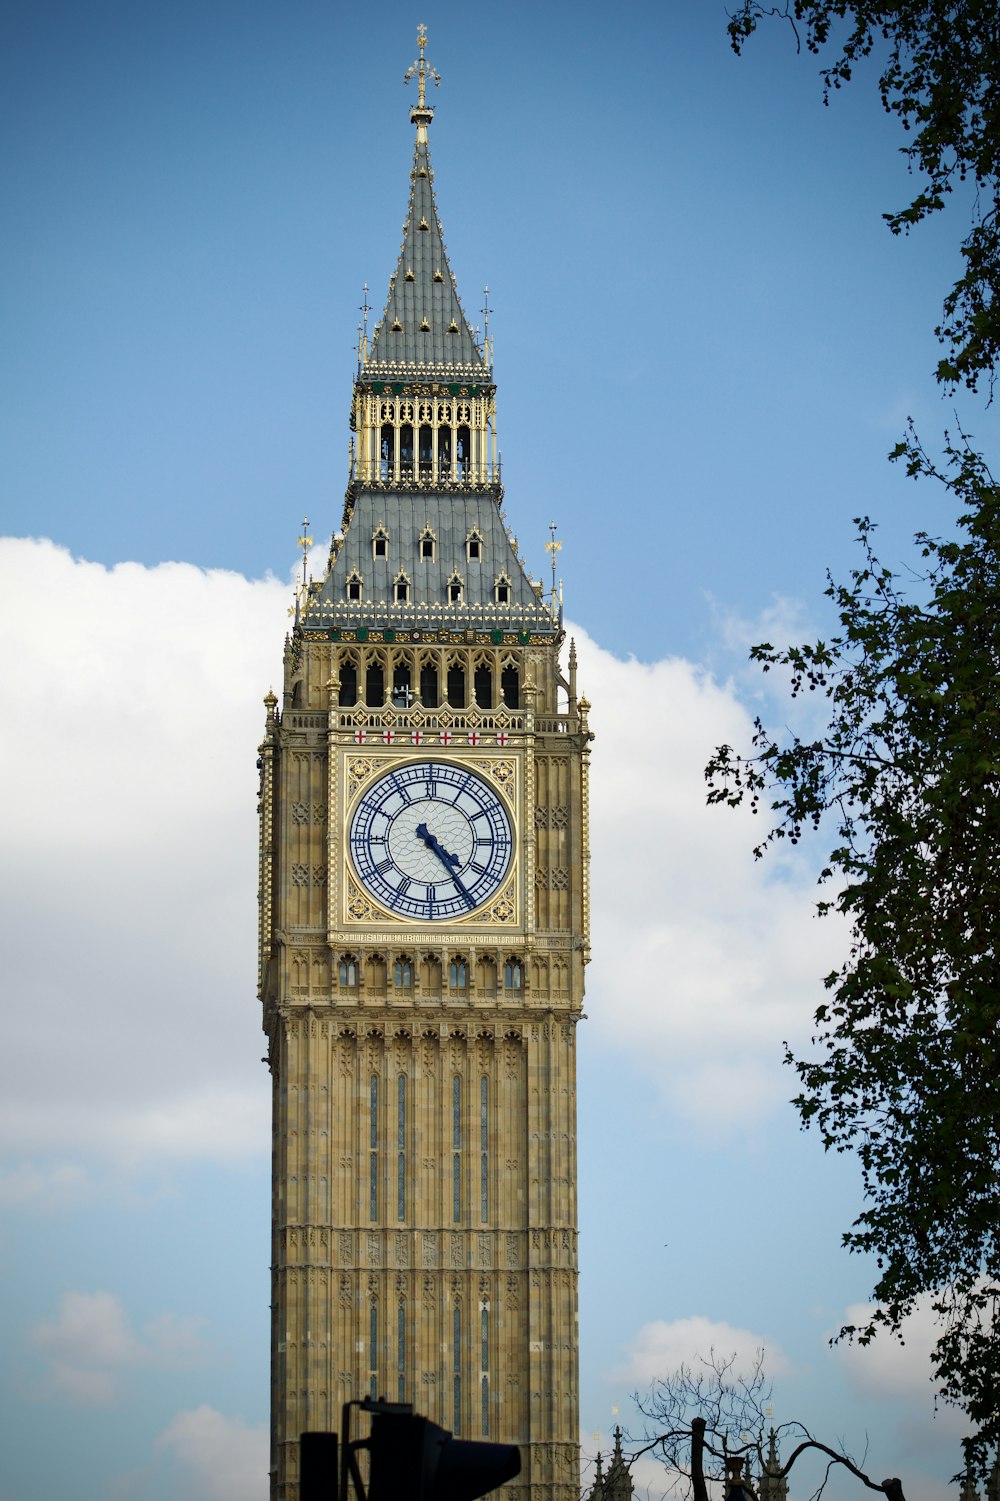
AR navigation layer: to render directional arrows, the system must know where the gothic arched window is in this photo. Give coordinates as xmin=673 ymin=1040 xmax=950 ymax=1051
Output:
xmin=446 ymin=661 xmax=466 ymax=709
xmin=420 ymin=659 xmax=439 ymax=708
xmin=365 ymin=657 xmax=386 ymax=707
xmin=504 ymin=959 xmax=522 ymax=993
xmin=474 ymin=663 xmax=493 ymax=709
xmin=338 ymin=659 xmax=358 ymax=706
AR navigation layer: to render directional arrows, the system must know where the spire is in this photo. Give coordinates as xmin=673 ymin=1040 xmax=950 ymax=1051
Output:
xmin=588 ymin=1450 xmax=605 ymax=1501
xmin=757 ymin=1429 xmax=788 ymax=1501
xmin=366 ymin=26 xmax=485 ymax=376
xmin=602 ymin=1427 xmax=634 ymax=1501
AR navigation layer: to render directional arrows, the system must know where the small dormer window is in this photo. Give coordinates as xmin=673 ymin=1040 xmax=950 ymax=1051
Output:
xmin=420 ymin=318 xmax=430 ymax=332
xmin=391 ymin=318 xmax=403 ymax=332
xmin=419 ymin=526 xmax=436 ymax=561
xmin=447 ymin=573 xmax=464 ymax=604
xmin=448 ymin=320 xmax=459 ymax=334
xmin=394 ymin=571 xmax=410 ymax=604
xmin=418 ymin=217 xmax=430 ymax=231
xmin=466 ymin=529 xmax=483 ymax=562
xmin=495 ymin=575 xmax=511 ymax=605
xmin=433 ymin=268 xmax=443 ymax=282
xmin=372 ymin=527 xmax=389 ymax=560
xmin=346 ymin=571 xmax=363 ymax=602
xmin=405 ymin=268 xmax=415 ymax=281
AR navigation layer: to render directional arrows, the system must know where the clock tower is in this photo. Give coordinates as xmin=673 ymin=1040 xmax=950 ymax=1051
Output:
xmin=258 ymin=30 xmax=592 ymax=1501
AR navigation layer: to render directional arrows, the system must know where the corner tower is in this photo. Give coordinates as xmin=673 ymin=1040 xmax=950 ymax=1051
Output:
xmin=259 ymin=30 xmax=591 ymax=1501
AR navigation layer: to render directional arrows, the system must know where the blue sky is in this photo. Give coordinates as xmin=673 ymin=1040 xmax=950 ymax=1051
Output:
xmin=2 ymin=3 xmax=995 ymax=1500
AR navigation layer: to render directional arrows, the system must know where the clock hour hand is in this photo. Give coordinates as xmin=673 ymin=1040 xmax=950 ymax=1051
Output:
xmin=415 ymin=822 xmax=475 ymax=907
xmin=415 ymin=821 xmax=461 ymax=869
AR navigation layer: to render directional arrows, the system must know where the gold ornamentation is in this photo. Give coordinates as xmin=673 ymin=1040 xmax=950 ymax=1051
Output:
xmin=404 ymin=24 xmax=441 ymax=113
xmin=484 ymin=758 xmax=515 ymax=788
xmin=488 ymin=890 xmax=516 ymax=924
xmin=348 ymin=757 xmax=376 ymax=796
xmin=347 ymin=880 xmax=374 ymax=922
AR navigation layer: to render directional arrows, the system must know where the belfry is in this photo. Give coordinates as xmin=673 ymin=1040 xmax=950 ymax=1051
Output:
xmin=258 ymin=29 xmax=592 ymax=1501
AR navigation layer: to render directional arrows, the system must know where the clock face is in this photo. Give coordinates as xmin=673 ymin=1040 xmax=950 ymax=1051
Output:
xmin=349 ymin=761 xmax=514 ymax=921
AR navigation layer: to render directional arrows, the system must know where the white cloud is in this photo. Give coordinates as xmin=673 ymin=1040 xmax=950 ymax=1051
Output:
xmin=30 ymin=1289 xmax=205 ymax=1406
xmin=708 ymin=592 xmax=812 ymax=667
xmin=0 ymin=538 xmax=289 ymax=1171
xmin=611 ymin=1315 xmax=790 ymax=1388
xmin=573 ymin=626 xmax=844 ymax=1127
xmin=156 ymin=1406 xmax=269 ymax=1501
xmin=833 ymin=1297 xmax=968 ymax=1496
xmin=835 ymin=1296 xmax=945 ymax=1402
xmin=0 ymin=1161 xmax=92 ymax=1210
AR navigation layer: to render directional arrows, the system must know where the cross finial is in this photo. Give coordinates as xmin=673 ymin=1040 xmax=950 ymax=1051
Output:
xmin=405 ymin=24 xmax=440 ymax=138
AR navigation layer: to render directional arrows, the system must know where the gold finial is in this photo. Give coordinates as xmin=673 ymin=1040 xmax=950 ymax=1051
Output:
xmin=545 ymin=519 xmax=562 ymax=616
xmin=404 ymin=24 xmax=440 ymax=139
xmin=298 ymin=516 xmax=314 ymax=588
xmin=292 ymin=517 xmax=315 ymax=622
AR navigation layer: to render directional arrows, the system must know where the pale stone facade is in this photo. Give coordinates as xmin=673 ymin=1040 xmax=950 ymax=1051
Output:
xmin=259 ymin=30 xmax=591 ymax=1501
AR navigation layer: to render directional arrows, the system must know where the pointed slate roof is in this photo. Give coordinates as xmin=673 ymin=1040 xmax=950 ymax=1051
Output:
xmin=305 ymin=486 xmax=555 ymax=633
xmin=364 ymin=135 xmax=487 ymax=378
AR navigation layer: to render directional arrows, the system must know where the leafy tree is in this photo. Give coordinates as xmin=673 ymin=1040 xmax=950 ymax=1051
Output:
xmin=715 ymin=2 xmax=1000 ymax=1472
xmin=705 ymin=430 xmax=1000 ymax=1467
xmin=727 ymin=1 xmax=1000 ymax=392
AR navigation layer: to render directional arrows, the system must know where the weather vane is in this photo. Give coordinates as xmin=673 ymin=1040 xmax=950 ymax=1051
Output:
xmin=404 ymin=24 xmax=441 ymax=115
xmin=360 ymin=283 xmax=370 ymax=340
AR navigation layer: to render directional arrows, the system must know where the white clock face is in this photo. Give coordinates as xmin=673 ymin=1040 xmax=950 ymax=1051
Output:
xmin=349 ymin=761 xmax=514 ymax=921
